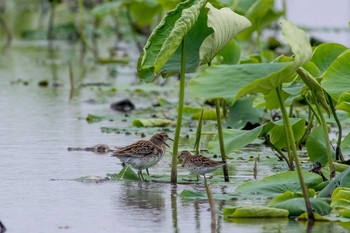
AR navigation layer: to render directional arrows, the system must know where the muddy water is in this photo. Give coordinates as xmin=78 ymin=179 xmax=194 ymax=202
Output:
xmin=0 ymin=42 xmax=348 ymax=233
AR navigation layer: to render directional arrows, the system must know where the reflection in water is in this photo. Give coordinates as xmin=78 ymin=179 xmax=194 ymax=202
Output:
xmin=225 ymin=217 xmax=350 ymax=233
xmin=113 ymin=181 xmax=165 ymax=226
xmin=171 ymin=185 xmax=179 ymax=233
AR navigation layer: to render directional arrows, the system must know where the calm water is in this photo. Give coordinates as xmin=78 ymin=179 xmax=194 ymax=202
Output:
xmin=0 ymin=42 xmax=349 ymax=233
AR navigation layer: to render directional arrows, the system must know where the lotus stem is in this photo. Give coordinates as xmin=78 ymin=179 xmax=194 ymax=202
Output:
xmin=264 ymin=135 xmax=291 ymax=169
xmin=304 ymin=95 xmax=322 ymax=125
xmin=215 ymin=99 xmax=230 ymax=182
xmin=0 ymin=2 xmax=12 ymax=48
xmin=170 ymin=39 xmax=186 ymax=183
xmin=276 ymin=85 xmax=314 ymax=221
xmin=194 ymin=109 xmax=204 ymax=155
xmin=326 ymin=93 xmax=344 ymax=161
xmin=312 ymin=93 xmax=335 ymax=178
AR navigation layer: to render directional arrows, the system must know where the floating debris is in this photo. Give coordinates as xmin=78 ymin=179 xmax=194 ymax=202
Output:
xmin=110 ymin=99 xmax=135 ymax=113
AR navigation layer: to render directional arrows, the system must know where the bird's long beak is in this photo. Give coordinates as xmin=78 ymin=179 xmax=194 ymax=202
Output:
xmin=164 ymin=141 xmax=171 ymax=148
xmin=168 ymin=137 xmax=174 ymax=141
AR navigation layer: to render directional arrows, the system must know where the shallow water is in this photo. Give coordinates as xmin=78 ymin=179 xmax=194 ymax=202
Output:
xmin=0 ymin=42 xmax=349 ymax=233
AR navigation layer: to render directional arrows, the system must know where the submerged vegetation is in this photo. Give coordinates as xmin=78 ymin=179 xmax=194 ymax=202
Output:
xmin=2 ymin=0 xmax=350 ymax=231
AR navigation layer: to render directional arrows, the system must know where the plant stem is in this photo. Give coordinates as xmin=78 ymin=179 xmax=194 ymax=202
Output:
xmin=171 ymin=39 xmax=186 ymax=183
xmin=215 ymin=99 xmax=230 ymax=182
xmin=312 ymin=93 xmax=335 ymax=178
xmin=327 ymin=93 xmax=344 ymax=161
xmin=194 ymin=109 xmax=204 ymax=155
xmin=204 ymin=175 xmax=216 ymax=232
xmin=264 ymin=136 xmax=291 ymax=168
xmin=0 ymin=1 xmax=12 ymax=48
xmin=276 ymin=86 xmax=314 ymax=221
xmin=304 ymin=95 xmax=322 ymax=124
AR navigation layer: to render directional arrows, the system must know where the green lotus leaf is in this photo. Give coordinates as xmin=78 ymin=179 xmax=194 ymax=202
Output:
xmin=311 ymin=42 xmax=348 ymax=75
xmin=199 ymin=2 xmax=251 ymax=64
xmin=306 ymin=125 xmax=335 ymax=165
xmin=224 ymin=206 xmax=289 ymax=218
xmin=321 ymin=50 xmax=350 ymax=101
xmin=189 ymin=62 xmax=290 ymax=102
xmin=318 ymin=168 xmax=350 ymax=198
xmin=236 ymin=171 xmax=322 ymax=194
xmin=268 ymin=191 xmax=331 ymax=216
xmin=132 ymin=118 xmax=173 ymax=127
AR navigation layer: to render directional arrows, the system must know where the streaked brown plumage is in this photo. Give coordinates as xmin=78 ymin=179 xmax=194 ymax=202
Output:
xmin=112 ymin=132 xmax=172 ymax=180
xmin=179 ymin=150 xmax=225 ymax=176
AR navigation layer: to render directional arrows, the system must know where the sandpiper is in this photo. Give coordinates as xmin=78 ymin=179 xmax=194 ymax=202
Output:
xmin=179 ymin=150 xmax=226 ymax=178
xmin=112 ymin=132 xmax=173 ymax=180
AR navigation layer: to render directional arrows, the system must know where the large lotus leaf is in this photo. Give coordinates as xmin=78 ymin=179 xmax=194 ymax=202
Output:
xmin=235 ymin=171 xmax=322 ymax=194
xmin=199 ymin=3 xmax=251 ymax=64
xmin=321 ymin=50 xmax=350 ymax=101
xmin=269 ymin=118 xmax=305 ymax=149
xmin=306 ymin=125 xmax=335 ymax=165
xmin=208 ymin=118 xmax=304 ymax=154
xmin=245 ymin=0 xmax=274 ymax=30
xmin=138 ymin=0 xmax=251 ymax=82
xmin=337 ymin=92 xmax=350 ymax=113
xmin=208 ymin=126 xmax=263 ymax=154
xmin=318 ymin=168 xmax=350 ymax=198
xmin=138 ymin=0 xmax=208 ymax=82
xmin=224 ymin=206 xmax=289 ymax=218
xmin=331 ymin=187 xmax=350 ymax=209
xmin=341 ymin=132 xmax=350 ymax=156
xmin=216 ymin=39 xmax=241 ymax=65
xmin=226 ymin=96 xmax=264 ymax=129
xmin=268 ymin=194 xmax=331 ymax=216
xmin=311 ymin=43 xmax=348 ymax=75
xmin=189 ymin=62 xmax=290 ymax=102
xmin=129 ymin=1 xmax=162 ymax=26
xmin=238 ymin=0 xmax=283 ymax=40
xmin=234 ymin=20 xmax=312 ymax=99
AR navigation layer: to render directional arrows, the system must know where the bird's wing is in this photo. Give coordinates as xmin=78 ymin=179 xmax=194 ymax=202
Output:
xmin=189 ymin=155 xmax=224 ymax=166
xmin=112 ymin=141 xmax=160 ymax=158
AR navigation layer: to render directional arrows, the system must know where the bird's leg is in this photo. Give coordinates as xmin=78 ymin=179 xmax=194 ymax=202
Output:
xmin=196 ymin=174 xmax=199 ymax=181
xmin=146 ymin=168 xmax=150 ymax=176
xmin=139 ymin=170 xmax=145 ymax=181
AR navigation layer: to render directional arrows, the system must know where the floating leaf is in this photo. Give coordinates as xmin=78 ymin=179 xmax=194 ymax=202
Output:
xmin=236 ymin=171 xmax=322 ymax=194
xmin=132 ymin=118 xmax=173 ymax=127
xmin=268 ymin=191 xmax=331 ymax=216
xmin=86 ymin=114 xmax=106 ymax=123
xmin=109 ymin=166 xmax=140 ymax=181
xmin=224 ymin=206 xmax=289 ymax=218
